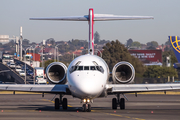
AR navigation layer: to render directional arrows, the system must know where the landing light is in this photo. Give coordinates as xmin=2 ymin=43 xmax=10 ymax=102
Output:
xmin=83 ymin=99 xmax=90 ymax=103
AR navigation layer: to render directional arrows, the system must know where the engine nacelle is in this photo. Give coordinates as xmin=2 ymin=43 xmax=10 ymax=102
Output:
xmin=112 ymin=61 xmax=135 ymax=84
xmin=46 ymin=62 xmax=67 ymax=84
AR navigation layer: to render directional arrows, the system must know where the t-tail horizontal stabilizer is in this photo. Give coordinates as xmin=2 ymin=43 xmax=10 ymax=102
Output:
xmin=29 ymin=15 xmax=154 ymax=21
xmin=30 ymin=8 xmax=153 ymax=55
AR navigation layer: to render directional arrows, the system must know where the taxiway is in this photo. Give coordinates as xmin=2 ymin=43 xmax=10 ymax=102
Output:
xmin=0 ymin=94 xmax=180 ymax=120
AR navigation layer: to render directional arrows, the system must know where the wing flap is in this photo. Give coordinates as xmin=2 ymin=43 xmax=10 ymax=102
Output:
xmin=107 ymin=83 xmax=180 ymax=93
xmin=0 ymin=84 xmax=68 ymax=93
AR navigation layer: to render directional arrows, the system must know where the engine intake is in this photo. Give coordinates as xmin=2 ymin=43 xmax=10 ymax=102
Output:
xmin=46 ymin=62 xmax=67 ymax=84
xmin=112 ymin=61 xmax=135 ymax=84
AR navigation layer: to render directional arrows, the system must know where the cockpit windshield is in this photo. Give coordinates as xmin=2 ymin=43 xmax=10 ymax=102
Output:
xmin=69 ymin=65 xmax=104 ymax=73
xmin=69 ymin=61 xmax=104 ymax=74
xmin=78 ymin=66 xmax=83 ymax=70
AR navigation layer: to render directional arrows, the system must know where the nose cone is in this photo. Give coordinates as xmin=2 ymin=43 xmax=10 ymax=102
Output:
xmin=78 ymin=80 xmax=100 ymax=95
xmin=72 ymin=78 xmax=104 ymax=99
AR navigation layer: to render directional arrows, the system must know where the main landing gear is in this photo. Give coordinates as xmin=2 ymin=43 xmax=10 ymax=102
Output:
xmin=112 ymin=94 xmax=125 ymax=110
xmin=54 ymin=94 xmax=68 ymax=110
xmin=82 ymin=99 xmax=91 ymax=112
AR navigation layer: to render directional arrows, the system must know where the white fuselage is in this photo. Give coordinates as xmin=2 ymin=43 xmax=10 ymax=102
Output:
xmin=67 ymin=54 xmax=109 ymax=99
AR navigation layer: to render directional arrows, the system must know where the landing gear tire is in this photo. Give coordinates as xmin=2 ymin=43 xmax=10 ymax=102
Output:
xmin=87 ymin=104 xmax=91 ymax=112
xmin=120 ymin=98 xmax=125 ymax=110
xmin=62 ymin=98 xmax=68 ymax=110
xmin=112 ymin=98 xmax=117 ymax=109
xmin=55 ymin=98 xmax=60 ymax=110
xmin=82 ymin=104 xmax=86 ymax=112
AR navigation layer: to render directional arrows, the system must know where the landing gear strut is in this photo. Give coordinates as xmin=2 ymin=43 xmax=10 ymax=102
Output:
xmin=82 ymin=104 xmax=91 ymax=112
xmin=54 ymin=94 xmax=68 ymax=110
xmin=112 ymin=94 xmax=125 ymax=110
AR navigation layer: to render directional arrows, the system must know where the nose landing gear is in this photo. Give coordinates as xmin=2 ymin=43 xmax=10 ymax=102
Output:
xmin=82 ymin=99 xmax=91 ymax=112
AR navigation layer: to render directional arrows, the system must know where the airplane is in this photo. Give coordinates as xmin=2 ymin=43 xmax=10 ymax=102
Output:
xmin=0 ymin=8 xmax=180 ymax=112
xmin=169 ymin=36 xmax=180 ymax=69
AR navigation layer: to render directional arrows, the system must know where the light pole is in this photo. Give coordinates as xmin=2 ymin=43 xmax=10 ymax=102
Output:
xmin=29 ymin=45 xmax=39 ymax=84
xmin=57 ymin=47 xmax=59 ymax=62
xmin=23 ymin=46 xmax=32 ymax=84
xmin=54 ymin=46 xmax=57 ymax=62
xmin=42 ymin=40 xmax=46 ymax=68
xmin=15 ymin=36 xmax=19 ymax=58
xmin=55 ymin=44 xmax=62 ymax=62
xmin=20 ymin=27 xmax=23 ymax=61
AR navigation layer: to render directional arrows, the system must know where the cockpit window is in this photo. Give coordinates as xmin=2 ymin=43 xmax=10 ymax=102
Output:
xmin=96 ymin=66 xmax=104 ymax=73
xmin=90 ymin=66 xmax=96 ymax=70
xmin=78 ymin=66 xmax=83 ymax=70
xmin=69 ymin=66 xmax=77 ymax=73
xmin=84 ymin=66 xmax=89 ymax=70
xmin=70 ymin=65 xmax=104 ymax=73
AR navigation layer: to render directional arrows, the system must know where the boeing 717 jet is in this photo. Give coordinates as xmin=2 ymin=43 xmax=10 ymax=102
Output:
xmin=0 ymin=8 xmax=180 ymax=112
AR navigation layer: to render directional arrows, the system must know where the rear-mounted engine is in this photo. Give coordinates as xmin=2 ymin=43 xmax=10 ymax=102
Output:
xmin=112 ymin=61 xmax=135 ymax=84
xmin=46 ymin=62 xmax=67 ymax=84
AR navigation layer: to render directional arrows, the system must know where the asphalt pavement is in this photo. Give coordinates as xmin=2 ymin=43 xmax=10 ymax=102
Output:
xmin=0 ymin=94 xmax=180 ymax=120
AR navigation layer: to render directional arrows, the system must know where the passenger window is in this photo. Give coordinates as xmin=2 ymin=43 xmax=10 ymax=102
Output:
xmin=84 ymin=66 xmax=89 ymax=70
xmin=90 ymin=66 xmax=96 ymax=70
xmin=78 ymin=66 xmax=83 ymax=70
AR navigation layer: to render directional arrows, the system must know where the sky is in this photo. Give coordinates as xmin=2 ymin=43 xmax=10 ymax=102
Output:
xmin=0 ymin=0 xmax=180 ymax=45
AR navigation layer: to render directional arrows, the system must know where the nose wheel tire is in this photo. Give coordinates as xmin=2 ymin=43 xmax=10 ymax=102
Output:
xmin=82 ymin=104 xmax=91 ymax=112
xmin=87 ymin=104 xmax=91 ymax=112
xmin=82 ymin=104 xmax=87 ymax=112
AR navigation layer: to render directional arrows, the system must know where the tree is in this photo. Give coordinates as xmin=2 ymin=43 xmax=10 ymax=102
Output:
xmin=162 ymin=50 xmax=177 ymax=66
xmin=94 ymin=31 xmax=100 ymax=44
xmin=5 ymin=40 xmax=15 ymax=49
xmin=146 ymin=46 xmax=156 ymax=50
xmin=42 ymin=59 xmax=69 ymax=70
xmin=22 ymin=39 xmax=30 ymax=45
xmin=131 ymin=41 xmax=141 ymax=48
xmin=165 ymin=39 xmax=171 ymax=46
xmin=151 ymin=41 xmax=159 ymax=47
xmin=143 ymin=65 xmax=178 ymax=78
xmin=46 ymin=38 xmax=55 ymax=46
xmin=126 ymin=38 xmax=133 ymax=47
xmin=102 ymin=40 xmax=145 ymax=77
xmin=146 ymin=41 xmax=159 ymax=48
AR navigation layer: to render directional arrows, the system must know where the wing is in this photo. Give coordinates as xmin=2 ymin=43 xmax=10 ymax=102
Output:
xmin=0 ymin=84 xmax=70 ymax=94
xmin=30 ymin=14 xmax=153 ymax=21
xmin=106 ymin=83 xmax=180 ymax=94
